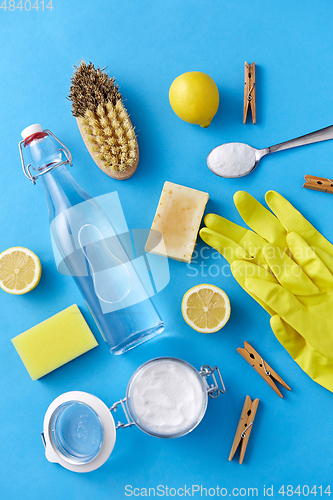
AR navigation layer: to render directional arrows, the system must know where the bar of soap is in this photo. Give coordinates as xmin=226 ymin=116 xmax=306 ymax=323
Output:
xmin=11 ymin=304 xmax=98 ymax=380
xmin=145 ymin=181 xmax=209 ymax=263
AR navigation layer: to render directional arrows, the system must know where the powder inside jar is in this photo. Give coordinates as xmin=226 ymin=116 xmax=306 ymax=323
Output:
xmin=128 ymin=359 xmax=206 ymax=437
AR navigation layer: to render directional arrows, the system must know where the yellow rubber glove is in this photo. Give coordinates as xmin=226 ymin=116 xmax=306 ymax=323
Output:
xmin=199 ymin=191 xmax=333 ymax=392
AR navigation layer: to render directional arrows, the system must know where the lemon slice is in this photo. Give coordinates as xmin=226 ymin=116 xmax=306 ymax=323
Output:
xmin=0 ymin=247 xmax=41 ymax=295
xmin=181 ymin=284 xmax=230 ymax=333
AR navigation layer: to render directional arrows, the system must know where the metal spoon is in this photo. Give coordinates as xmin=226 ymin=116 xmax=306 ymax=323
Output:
xmin=207 ymin=125 xmax=333 ymax=179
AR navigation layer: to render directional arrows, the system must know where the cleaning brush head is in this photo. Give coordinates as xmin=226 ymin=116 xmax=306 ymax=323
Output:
xmin=68 ymin=61 xmax=139 ymax=180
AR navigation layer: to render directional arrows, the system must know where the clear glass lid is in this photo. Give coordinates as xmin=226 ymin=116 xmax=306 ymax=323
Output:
xmin=49 ymin=401 xmax=104 ymax=465
xmin=42 ymin=391 xmax=116 ymax=473
xmin=125 ymin=357 xmax=208 ymax=438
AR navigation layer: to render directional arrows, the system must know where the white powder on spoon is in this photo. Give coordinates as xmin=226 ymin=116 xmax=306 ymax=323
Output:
xmin=129 ymin=359 xmax=206 ymax=437
xmin=207 ymin=142 xmax=256 ymax=178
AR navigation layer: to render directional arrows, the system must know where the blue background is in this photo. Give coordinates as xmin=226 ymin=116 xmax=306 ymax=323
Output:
xmin=1 ymin=0 xmax=333 ymax=498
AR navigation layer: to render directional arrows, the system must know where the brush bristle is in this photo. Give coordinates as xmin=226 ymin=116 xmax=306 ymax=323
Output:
xmin=68 ymin=61 xmax=122 ymax=117
xmin=81 ymin=100 xmax=137 ymax=172
xmin=68 ymin=61 xmax=138 ymax=173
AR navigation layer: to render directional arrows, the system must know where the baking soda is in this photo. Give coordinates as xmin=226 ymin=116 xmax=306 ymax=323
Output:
xmin=130 ymin=359 xmax=205 ymax=436
xmin=208 ymin=142 xmax=256 ymax=177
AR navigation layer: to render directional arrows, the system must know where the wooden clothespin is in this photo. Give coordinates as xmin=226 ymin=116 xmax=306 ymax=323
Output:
xmin=243 ymin=62 xmax=256 ymax=124
xmin=229 ymin=395 xmax=259 ymax=464
xmin=237 ymin=341 xmax=291 ymax=398
xmin=303 ymin=174 xmax=333 ymax=194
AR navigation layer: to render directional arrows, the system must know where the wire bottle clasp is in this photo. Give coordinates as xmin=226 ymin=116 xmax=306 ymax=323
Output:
xmin=19 ymin=129 xmax=73 ymax=185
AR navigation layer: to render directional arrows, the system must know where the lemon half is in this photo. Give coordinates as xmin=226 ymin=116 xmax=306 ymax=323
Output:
xmin=0 ymin=247 xmax=41 ymax=295
xmin=182 ymin=284 xmax=230 ymax=333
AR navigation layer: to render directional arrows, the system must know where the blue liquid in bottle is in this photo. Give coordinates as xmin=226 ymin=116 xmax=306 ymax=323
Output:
xmin=21 ymin=126 xmax=164 ymax=354
xmin=51 ymin=402 xmax=104 ymax=463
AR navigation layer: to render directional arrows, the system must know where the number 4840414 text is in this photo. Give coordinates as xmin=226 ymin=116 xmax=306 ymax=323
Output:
xmin=1 ymin=0 xmax=53 ymax=11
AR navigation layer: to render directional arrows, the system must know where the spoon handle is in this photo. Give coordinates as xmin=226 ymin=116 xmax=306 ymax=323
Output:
xmin=268 ymin=125 xmax=333 ymax=154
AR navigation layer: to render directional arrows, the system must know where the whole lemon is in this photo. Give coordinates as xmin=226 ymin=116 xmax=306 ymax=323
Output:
xmin=169 ymin=71 xmax=219 ymax=128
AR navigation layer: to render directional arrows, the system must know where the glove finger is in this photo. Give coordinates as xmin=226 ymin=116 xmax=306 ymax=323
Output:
xmin=271 ymin=316 xmax=333 ymax=393
xmin=245 ymin=277 xmax=305 ymax=325
xmin=231 ymin=260 xmax=278 ymax=315
xmin=265 ymin=190 xmax=333 ymax=257
xmin=234 ymin=191 xmax=287 ymax=249
xmin=204 ymin=213 xmax=248 ymax=240
xmin=199 ymin=228 xmax=249 ymax=264
xmin=204 ymin=213 xmax=268 ymax=266
xmin=263 ymin=242 xmax=319 ymax=296
xmin=287 ymin=233 xmax=333 ymax=290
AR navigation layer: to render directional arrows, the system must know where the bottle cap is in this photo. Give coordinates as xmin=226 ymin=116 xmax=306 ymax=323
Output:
xmin=21 ymin=124 xmax=43 ymax=140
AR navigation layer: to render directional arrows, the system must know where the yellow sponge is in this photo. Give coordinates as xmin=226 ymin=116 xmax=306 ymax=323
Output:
xmin=11 ymin=304 xmax=98 ymax=380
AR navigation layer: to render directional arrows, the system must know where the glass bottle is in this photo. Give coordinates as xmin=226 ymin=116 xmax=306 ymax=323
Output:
xmin=19 ymin=124 xmax=164 ymax=354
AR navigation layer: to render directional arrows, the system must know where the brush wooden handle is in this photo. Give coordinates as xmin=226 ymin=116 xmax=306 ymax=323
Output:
xmin=76 ymin=117 xmax=139 ymax=180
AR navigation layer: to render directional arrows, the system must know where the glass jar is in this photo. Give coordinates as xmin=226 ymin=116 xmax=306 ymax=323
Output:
xmin=42 ymin=357 xmax=225 ymax=473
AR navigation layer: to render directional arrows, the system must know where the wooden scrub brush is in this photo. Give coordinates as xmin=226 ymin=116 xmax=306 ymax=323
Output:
xmin=68 ymin=61 xmax=139 ymax=180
